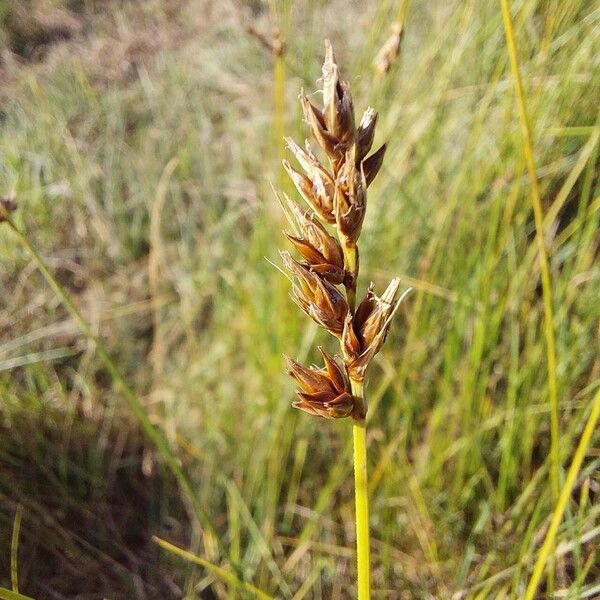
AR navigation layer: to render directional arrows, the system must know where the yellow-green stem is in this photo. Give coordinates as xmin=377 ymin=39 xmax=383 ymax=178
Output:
xmin=396 ymin=0 xmax=410 ymax=22
xmin=500 ymin=0 xmax=559 ymax=499
xmin=10 ymin=505 xmax=22 ymax=593
xmin=351 ymin=379 xmax=370 ymax=600
xmin=523 ymin=388 xmax=600 ymax=600
xmin=500 ymin=2 xmax=561 ymax=593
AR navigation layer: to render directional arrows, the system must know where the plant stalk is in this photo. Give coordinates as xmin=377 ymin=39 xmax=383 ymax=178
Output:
xmin=351 ymin=379 xmax=370 ymax=600
xmin=500 ymin=0 xmax=560 ymax=502
xmin=340 ymin=229 xmax=370 ymax=598
xmin=500 ymin=2 xmax=561 ymax=592
xmin=523 ymin=388 xmax=600 ymax=599
xmin=342 ymin=238 xmax=359 ymax=312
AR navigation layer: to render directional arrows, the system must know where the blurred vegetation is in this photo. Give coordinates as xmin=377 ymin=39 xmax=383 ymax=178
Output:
xmin=0 ymin=0 xmax=598 ymax=598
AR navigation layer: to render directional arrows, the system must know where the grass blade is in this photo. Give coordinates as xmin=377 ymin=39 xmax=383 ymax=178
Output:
xmin=523 ymin=389 xmax=600 ymax=599
xmin=500 ymin=0 xmax=560 ymax=505
xmin=0 ymin=589 xmax=34 ymax=600
xmin=10 ymin=505 xmax=23 ymax=593
xmin=153 ymin=536 xmax=273 ymax=600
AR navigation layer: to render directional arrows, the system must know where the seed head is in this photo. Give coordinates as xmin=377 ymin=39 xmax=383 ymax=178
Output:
xmin=374 ymin=22 xmax=403 ymax=76
xmin=290 ymin=41 xmax=387 ymax=245
xmin=342 ymin=278 xmax=407 ymax=379
xmin=279 ymin=191 xmax=345 ymax=284
xmin=275 ymin=40 xmax=405 ymax=422
xmin=286 ymin=348 xmax=354 ymax=419
xmin=280 ymin=251 xmax=349 ymax=335
xmin=283 ymin=138 xmax=336 ymax=223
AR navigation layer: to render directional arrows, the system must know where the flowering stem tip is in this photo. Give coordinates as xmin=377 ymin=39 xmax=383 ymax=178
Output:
xmin=274 ymin=41 xmax=409 ymax=598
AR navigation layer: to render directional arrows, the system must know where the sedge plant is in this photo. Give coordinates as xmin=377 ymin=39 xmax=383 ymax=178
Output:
xmin=274 ymin=41 xmax=409 ymax=599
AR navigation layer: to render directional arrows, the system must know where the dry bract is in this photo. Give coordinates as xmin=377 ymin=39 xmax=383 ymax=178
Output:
xmin=280 ymin=191 xmax=345 ymax=284
xmin=374 ymin=22 xmax=404 ymax=75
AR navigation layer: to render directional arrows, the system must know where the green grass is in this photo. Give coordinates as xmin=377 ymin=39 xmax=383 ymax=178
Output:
xmin=0 ymin=0 xmax=599 ymax=598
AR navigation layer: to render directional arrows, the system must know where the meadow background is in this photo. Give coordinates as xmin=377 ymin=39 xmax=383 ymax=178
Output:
xmin=0 ymin=0 xmax=598 ymax=598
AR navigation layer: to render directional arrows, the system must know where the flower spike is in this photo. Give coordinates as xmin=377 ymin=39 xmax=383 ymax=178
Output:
xmin=275 ymin=41 xmax=407 ymax=418
xmin=286 ymin=351 xmax=355 ymax=419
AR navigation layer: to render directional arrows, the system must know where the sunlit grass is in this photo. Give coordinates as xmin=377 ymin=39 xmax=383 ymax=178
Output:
xmin=0 ymin=0 xmax=598 ymax=597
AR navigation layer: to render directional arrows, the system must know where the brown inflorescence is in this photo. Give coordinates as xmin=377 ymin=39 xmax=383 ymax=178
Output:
xmin=276 ymin=41 xmax=408 ymax=420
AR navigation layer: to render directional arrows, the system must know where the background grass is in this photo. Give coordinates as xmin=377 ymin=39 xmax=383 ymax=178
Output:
xmin=0 ymin=0 xmax=599 ymax=598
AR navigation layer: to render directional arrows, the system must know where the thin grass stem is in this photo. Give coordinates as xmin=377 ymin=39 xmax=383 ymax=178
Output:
xmin=351 ymin=388 xmax=371 ymax=600
xmin=523 ymin=389 xmax=600 ymax=599
xmin=274 ymin=51 xmax=286 ymax=163
xmin=342 ymin=226 xmax=370 ymax=596
xmin=499 ymin=0 xmax=560 ymax=503
xmin=270 ymin=6 xmax=286 ymax=189
xmin=153 ymin=536 xmax=273 ymax=600
xmin=500 ymin=2 xmax=562 ymax=591
xmin=10 ymin=505 xmax=22 ymax=593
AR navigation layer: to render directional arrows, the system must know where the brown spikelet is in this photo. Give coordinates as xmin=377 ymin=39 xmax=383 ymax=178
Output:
xmin=356 ymin=108 xmax=378 ymax=161
xmin=284 ymin=138 xmax=336 ymax=223
xmin=374 ymin=22 xmax=403 ymax=76
xmin=300 ymin=95 xmax=343 ymax=167
xmin=245 ymin=25 xmax=285 ymax=57
xmin=342 ymin=312 xmax=361 ymax=364
xmin=286 ymin=138 xmax=335 ymax=200
xmin=280 ymin=251 xmax=348 ymax=335
xmin=280 ymin=192 xmax=345 ymax=284
xmin=286 ymin=353 xmax=354 ymax=419
xmin=342 ymin=278 xmax=409 ymax=380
